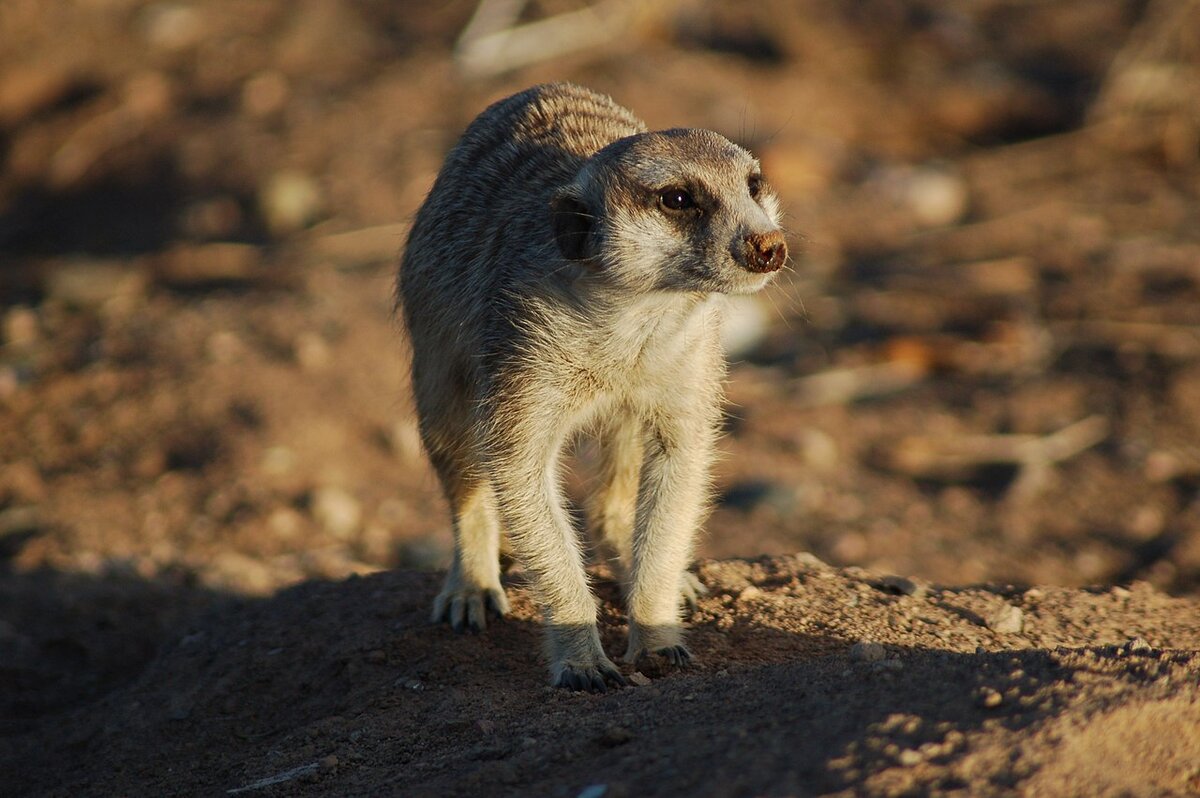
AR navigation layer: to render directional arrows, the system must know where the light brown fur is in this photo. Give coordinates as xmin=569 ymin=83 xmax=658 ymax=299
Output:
xmin=397 ymin=83 xmax=786 ymax=690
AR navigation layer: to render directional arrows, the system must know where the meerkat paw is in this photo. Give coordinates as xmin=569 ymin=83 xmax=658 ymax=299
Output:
xmin=546 ymin=624 xmax=628 ymax=691
xmin=622 ymin=623 xmax=692 ymax=667
xmin=431 ymin=581 xmax=510 ymax=632
xmin=680 ymin=572 xmax=709 ymax=610
xmin=552 ymin=657 xmax=628 ymax=692
xmin=624 ymin=642 xmax=694 ymax=668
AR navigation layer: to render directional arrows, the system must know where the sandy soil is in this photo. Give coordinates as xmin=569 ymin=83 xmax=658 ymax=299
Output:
xmin=2 ymin=1 xmax=1200 ymax=795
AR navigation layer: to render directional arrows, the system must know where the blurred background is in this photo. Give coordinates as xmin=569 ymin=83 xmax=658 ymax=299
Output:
xmin=2 ymin=0 xmax=1199 ymax=627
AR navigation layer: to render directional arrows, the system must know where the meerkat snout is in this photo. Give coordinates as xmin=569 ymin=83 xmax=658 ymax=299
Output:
xmin=741 ymin=230 xmax=788 ymax=273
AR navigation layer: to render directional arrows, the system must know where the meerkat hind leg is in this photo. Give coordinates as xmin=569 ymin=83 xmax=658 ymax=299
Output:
xmin=587 ymin=417 xmax=640 ymax=576
xmin=430 ymin=472 xmax=509 ymax=632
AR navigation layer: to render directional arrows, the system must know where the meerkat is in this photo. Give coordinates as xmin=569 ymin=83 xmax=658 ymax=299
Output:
xmin=397 ymin=83 xmax=787 ymax=691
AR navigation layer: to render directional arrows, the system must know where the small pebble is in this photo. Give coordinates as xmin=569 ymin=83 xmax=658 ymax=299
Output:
xmin=905 ymin=165 xmax=969 ymax=227
xmin=142 ymin=3 xmax=205 ymax=51
xmin=260 ymin=170 xmax=324 ymax=235
xmin=319 ymin=754 xmax=339 ymax=772
xmin=3 ymin=306 xmax=39 ymax=348
xmin=737 ymin=585 xmax=762 ymax=602
xmin=880 ymin=575 xmax=926 ymax=598
xmin=1125 ymin=636 xmax=1152 ymax=654
xmin=898 ymin=749 xmax=923 ymax=767
xmin=312 ymin=486 xmax=362 ymax=539
xmin=977 ymin=687 xmax=1003 ymax=708
xmin=628 ymin=672 xmax=651 ymax=687
xmin=577 ymin=785 xmax=607 ymax=798
xmin=796 ymin=429 xmax=839 ymax=473
xmin=986 ymin=604 xmax=1024 ymax=635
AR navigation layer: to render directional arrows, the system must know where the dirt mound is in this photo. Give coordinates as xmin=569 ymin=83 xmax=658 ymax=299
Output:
xmin=4 ymin=555 xmax=1199 ymax=797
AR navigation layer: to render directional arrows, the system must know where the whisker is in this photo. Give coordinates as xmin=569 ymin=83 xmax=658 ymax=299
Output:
xmin=761 ymin=284 xmax=792 ymax=331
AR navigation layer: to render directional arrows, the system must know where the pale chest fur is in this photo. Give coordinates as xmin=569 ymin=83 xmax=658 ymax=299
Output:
xmin=601 ymin=293 xmax=724 ymax=380
xmin=524 ymin=292 xmax=726 ymax=428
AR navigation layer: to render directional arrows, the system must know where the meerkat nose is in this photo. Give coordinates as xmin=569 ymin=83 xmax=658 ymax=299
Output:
xmin=741 ymin=230 xmax=787 ymax=273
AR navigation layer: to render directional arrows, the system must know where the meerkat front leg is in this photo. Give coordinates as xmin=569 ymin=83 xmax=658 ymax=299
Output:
xmin=486 ymin=403 xmax=627 ymax=691
xmin=590 ymin=416 xmax=708 ymax=610
xmin=623 ymin=396 xmax=719 ymax=666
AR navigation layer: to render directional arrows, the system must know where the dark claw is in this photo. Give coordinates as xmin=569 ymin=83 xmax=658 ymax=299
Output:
xmin=563 ymin=669 xmax=596 ymax=692
xmin=555 ymin=662 xmax=628 ymax=692
xmin=600 ymin=662 xmax=629 ymax=687
xmin=657 ymin=645 xmax=692 ymax=667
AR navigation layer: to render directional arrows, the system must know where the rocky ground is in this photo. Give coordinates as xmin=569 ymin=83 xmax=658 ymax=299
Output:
xmin=2 ymin=1 xmax=1200 ymax=795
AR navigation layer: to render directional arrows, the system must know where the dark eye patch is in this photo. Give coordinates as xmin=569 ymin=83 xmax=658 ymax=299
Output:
xmin=659 ymin=188 xmax=696 ymax=211
xmin=748 ymin=174 xmax=762 ymax=199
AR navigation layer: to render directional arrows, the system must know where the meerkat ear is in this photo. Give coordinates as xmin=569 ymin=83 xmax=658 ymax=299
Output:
xmin=550 ymin=192 xmax=593 ymax=261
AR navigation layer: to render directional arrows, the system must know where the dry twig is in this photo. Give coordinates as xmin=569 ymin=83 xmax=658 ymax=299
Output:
xmin=791 ymin=360 xmax=928 ymax=408
xmin=454 ymin=0 xmax=665 ymax=77
xmin=1052 ymin=320 xmax=1200 ymax=361
xmin=877 ymin=415 xmax=1110 ymax=501
xmin=227 ymin=762 xmax=321 ymax=794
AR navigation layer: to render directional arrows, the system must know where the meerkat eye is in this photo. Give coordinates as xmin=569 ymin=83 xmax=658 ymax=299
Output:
xmin=659 ymin=188 xmax=695 ymax=211
xmin=748 ymin=174 xmax=763 ymax=199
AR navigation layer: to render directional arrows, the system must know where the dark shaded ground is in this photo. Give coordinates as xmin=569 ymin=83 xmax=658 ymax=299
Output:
xmin=3 ymin=0 xmax=1200 ymax=795
xmin=5 ymin=556 xmax=1200 ymax=797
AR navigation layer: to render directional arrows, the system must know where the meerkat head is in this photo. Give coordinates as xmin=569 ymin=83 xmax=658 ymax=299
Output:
xmin=550 ymin=128 xmax=787 ymax=295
